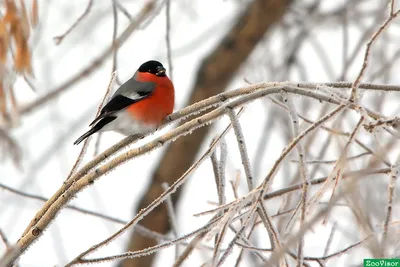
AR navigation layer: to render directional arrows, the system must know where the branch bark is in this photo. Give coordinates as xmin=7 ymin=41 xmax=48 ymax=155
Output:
xmin=121 ymin=0 xmax=292 ymax=266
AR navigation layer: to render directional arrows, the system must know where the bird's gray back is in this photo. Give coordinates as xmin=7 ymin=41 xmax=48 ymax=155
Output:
xmin=112 ymin=72 xmax=156 ymax=100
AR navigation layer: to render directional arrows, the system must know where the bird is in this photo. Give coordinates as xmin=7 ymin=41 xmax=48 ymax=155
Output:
xmin=73 ymin=60 xmax=175 ymax=145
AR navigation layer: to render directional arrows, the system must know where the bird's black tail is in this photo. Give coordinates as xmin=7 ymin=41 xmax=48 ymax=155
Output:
xmin=73 ymin=116 xmax=117 ymax=145
xmin=73 ymin=128 xmax=97 ymax=145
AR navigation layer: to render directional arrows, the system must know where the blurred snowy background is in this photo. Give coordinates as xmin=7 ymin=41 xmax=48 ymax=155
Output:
xmin=1 ymin=0 xmax=400 ymax=266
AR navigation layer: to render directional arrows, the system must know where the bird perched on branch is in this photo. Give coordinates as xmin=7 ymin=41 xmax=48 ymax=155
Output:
xmin=73 ymin=60 xmax=174 ymax=145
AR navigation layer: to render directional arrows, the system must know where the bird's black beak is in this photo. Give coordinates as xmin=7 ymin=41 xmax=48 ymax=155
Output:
xmin=156 ymin=66 xmax=166 ymax=76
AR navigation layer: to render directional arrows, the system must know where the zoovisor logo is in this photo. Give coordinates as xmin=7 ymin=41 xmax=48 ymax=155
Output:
xmin=364 ymin=259 xmax=400 ymax=267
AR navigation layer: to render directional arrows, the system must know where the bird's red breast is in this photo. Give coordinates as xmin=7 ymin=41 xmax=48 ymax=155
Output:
xmin=127 ymin=72 xmax=175 ymax=125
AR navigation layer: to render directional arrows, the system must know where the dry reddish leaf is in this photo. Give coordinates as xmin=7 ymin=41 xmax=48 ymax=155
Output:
xmin=0 ymin=21 xmax=8 ymax=63
xmin=1 ymin=0 xmax=34 ymax=74
xmin=14 ymin=22 xmax=31 ymax=73
xmin=14 ymin=37 xmax=32 ymax=74
xmin=3 ymin=0 xmax=18 ymax=24
xmin=0 ymin=0 xmax=34 ymax=127
xmin=18 ymin=0 xmax=30 ymax=37
xmin=31 ymin=0 xmax=38 ymax=27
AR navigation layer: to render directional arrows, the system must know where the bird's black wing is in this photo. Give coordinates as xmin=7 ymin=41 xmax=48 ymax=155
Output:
xmin=89 ymin=76 xmax=155 ymax=126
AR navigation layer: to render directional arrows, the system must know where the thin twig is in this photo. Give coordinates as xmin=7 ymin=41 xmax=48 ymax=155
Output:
xmin=68 ymin=72 xmax=116 ymax=179
xmin=161 ymin=182 xmax=180 ymax=260
xmin=290 ymin=152 xmax=371 ymax=164
xmin=257 ymin=201 xmax=286 ymax=265
xmin=263 ymin=167 xmax=390 ymax=201
xmin=323 ymin=222 xmax=337 ymax=257
xmin=282 ymin=91 xmax=309 ymax=267
xmin=339 ymin=6 xmax=348 ymax=80
xmin=91 ymin=0 xmax=119 ymax=155
xmin=92 ymin=1 xmax=119 ymax=155
xmin=0 ymin=229 xmax=9 ymax=248
xmin=269 ymin=96 xmax=390 ymax=167
xmin=364 ymin=117 xmax=400 ymax=132
xmin=211 ymin=210 xmax=233 ymax=267
xmin=53 ymin=0 xmax=93 ymax=45
xmin=76 ymin=215 xmax=223 ymax=265
xmin=339 ymin=10 xmax=382 ymax=81
xmin=390 ymin=0 xmax=396 ymax=16
xmin=232 ymin=220 xmax=260 ymax=267
xmin=229 ymin=218 xmax=267 ymax=267
xmin=210 ymin=152 xmax=221 ymax=201
xmin=260 ymin=104 xmax=346 ymax=192
xmin=114 ymin=0 xmax=133 ymax=21
xmin=267 ymin=183 xmax=357 ymax=265
xmin=173 ymin=228 xmax=208 ymax=267
xmin=218 ymin=139 xmax=228 ymax=197
xmin=216 ymin=202 xmax=258 ymax=267
xmin=165 ymin=0 xmax=173 ymax=81
xmin=210 ymin=147 xmax=224 ymax=265
xmin=312 ymin=116 xmax=365 ymax=223
xmin=350 ymin=6 xmax=400 ymax=101
xmin=193 ymin=168 xmax=389 ymax=220
xmin=110 ymin=0 xmax=120 ymax=80
xmin=229 ymin=221 xmax=269 ymax=264
xmin=226 ymin=107 xmax=253 ymax=191
xmin=382 ymin=156 xmax=399 ymax=256
xmin=304 ymin=235 xmax=372 ymax=261
xmin=235 ymin=242 xmax=272 ymax=252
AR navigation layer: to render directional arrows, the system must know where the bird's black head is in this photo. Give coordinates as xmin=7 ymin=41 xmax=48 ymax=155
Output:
xmin=138 ymin=60 xmax=166 ymax=77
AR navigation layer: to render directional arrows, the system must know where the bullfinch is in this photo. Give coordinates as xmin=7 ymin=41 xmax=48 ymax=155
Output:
xmin=73 ymin=60 xmax=175 ymax=145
